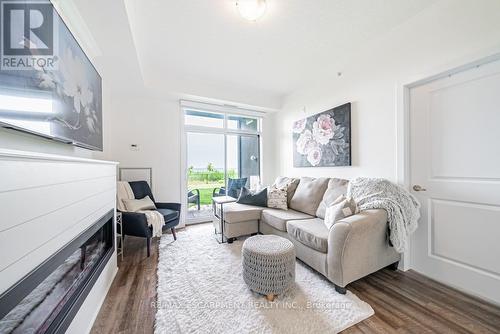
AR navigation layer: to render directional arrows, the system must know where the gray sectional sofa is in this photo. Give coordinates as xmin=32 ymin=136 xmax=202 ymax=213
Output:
xmin=222 ymin=176 xmax=400 ymax=293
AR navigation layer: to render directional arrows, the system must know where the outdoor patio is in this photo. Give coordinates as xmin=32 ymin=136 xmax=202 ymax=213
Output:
xmin=187 ymin=204 xmax=214 ymax=221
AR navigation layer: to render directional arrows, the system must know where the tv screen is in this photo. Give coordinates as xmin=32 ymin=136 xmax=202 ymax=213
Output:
xmin=0 ymin=2 xmax=102 ymax=150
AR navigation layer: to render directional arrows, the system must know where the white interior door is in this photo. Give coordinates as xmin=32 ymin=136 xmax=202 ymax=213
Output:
xmin=410 ymin=59 xmax=500 ymax=305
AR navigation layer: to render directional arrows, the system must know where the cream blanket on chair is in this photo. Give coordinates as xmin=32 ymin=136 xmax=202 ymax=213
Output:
xmin=347 ymin=177 xmax=420 ymax=253
xmin=117 ymin=181 xmax=165 ymax=237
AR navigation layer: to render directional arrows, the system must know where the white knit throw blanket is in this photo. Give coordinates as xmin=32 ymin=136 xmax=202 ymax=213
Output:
xmin=138 ymin=210 xmax=165 ymax=238
xmin=347 ymin=177 xmax=420 ymax=253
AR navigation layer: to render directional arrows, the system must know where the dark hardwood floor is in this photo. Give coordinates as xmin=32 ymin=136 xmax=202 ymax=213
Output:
xmin=91 ymin=229 xmax=500 ymax=334
xmin=91 ymin=235 xmax=158 ymax=334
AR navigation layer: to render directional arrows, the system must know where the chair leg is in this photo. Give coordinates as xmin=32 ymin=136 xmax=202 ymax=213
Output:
xmin=171 ymin=227 xmax=177 ymax=240
xmin=146 ymin=237 xmax=151 ymax=257
xmin=197 ymin=199 xmax=200 ymax=211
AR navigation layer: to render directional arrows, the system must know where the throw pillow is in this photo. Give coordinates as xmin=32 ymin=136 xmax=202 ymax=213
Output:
xmin=122 ymin=196 xmax=156 ymax=212
xmin=324 ymin=196 xmax=357 ymax=229
xmin=316 ymin=178 xmax=349 ymax=219
xmin=267 ymin=186 xmax=288 ymax=210
xmin=237 ymin=187 xmax=268 ymax=207
xmin=273 ymin=176 xmax=299 ymax=205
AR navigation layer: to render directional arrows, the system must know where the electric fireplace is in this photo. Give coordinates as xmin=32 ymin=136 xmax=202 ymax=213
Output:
xmin=0 ymin=210 xmax=114 ymax=334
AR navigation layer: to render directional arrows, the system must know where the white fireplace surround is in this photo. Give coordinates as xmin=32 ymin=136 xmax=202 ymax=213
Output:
xmin=0 ymin=149 xmax=118 ymax=334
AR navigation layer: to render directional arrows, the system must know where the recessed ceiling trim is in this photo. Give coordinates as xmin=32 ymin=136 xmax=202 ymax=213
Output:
xmin=180 ymin=99 xmax=268 ymax=116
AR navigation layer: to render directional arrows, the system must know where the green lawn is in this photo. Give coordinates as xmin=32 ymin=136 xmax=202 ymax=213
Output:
xmin=187 ymin=169 xmax=238 ymax=208
xmin=198 ymin=188 xmax=216 ymax=205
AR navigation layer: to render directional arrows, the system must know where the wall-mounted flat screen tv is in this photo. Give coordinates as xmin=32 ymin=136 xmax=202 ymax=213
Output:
xmin=0 ymin=2 xmax=102 ymax=150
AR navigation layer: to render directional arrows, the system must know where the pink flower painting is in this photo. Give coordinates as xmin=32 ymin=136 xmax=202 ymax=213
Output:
xmin=292 ymin=103 xmax=351 ymax=167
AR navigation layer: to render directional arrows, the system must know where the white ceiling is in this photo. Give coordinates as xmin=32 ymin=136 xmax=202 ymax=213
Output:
xmin=71 ymin=0 xmax=143 ymax=92
xmin=74 ymin=0 xmax=439 ymax=109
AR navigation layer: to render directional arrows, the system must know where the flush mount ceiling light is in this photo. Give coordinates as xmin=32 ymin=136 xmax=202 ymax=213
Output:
xmin=236 ymin=0 xmax=267 ymax=21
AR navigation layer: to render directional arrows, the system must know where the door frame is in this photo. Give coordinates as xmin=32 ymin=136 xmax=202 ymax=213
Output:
xmin=179 ymin=100 xmax=264 ymax=226
xmin=396 ymin=49 xmax=500 ymax=271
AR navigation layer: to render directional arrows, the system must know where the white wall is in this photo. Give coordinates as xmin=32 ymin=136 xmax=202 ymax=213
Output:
xmin=271 ymin=0 xmax=500 ymax=182
xmin=102 ymin=92 xmax=182 ymax=203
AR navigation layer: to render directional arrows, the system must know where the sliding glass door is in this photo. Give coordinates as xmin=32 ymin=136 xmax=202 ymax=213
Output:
xmin=183 ymin=105 xmax=262 ymax=224
xmin=186 ymin=132 xmax=226 ymax=221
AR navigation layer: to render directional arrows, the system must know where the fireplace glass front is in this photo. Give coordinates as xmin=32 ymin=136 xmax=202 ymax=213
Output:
xmin=0 ymin=211 xmax=114 ymax=334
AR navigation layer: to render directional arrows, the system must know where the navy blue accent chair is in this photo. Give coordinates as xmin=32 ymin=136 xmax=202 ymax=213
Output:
xmin=120 ymin=181 xmax=181 ymax=257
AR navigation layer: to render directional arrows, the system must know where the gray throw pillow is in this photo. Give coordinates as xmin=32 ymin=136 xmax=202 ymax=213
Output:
xmin=324 ymin=196 xmax=357 ymax=229
xmin=237 ymin=187 xmax=267 ymax=207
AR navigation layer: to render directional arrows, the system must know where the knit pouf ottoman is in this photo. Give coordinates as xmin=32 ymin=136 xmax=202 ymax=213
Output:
xmin=242 ymin=235 xmax=295 ymax=301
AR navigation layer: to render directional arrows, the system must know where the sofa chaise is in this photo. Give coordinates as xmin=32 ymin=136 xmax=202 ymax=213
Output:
xmin=221 ymin=176 xmax=400 ymax=293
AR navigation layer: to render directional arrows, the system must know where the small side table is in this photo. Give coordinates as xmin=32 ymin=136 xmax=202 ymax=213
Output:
xmin=212 ymin=196 xmax=237 ymax=244
xmin=116 ymin=211 xmax=124 ymax=261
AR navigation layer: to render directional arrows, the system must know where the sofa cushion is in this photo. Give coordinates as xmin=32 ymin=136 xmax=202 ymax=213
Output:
xmin=316 ymin=178 xmax=349 ymax=219
xmin=289 ymin=177 xmax=329 ymax=215
xmin=223 ymin=203 xmax=263 ymax=224
xmin=261 ymin=208 xmax=313 ymax=232
xmin=273 ymin=177 xmax=300 ymax=205
xmin=287 ymin=218 xmax=329 ymax=253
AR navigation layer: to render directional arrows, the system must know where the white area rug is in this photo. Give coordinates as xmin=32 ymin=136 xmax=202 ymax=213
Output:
xmin=155 ymin=224 xmax=374 ymax=334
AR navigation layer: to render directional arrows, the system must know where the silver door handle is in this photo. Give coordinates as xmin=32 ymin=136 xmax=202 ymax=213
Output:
xmin=413 ymin=185 xmax=427 ymax=192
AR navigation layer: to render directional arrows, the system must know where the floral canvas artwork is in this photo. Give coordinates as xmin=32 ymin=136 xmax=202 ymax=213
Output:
xmin=293 ymin=103 xmax=351 ymax=167
xmin=0 ymin=5 xmax=102 ymax=150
